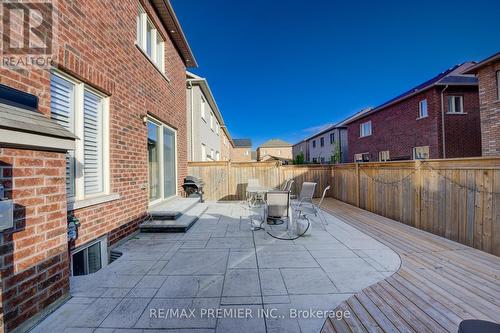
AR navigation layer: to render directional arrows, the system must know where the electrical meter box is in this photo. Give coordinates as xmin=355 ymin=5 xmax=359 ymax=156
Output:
xmin=0 ymin=199 xmax=14 ymax=231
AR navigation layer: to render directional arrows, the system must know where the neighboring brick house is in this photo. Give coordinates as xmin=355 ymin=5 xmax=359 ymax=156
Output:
xmin=292 ymin=125 xmax=349 ymax=164
xmin=220 ymin=128 xmax=234 ymax=161
xmin=345 ymin=63 xmax=481 ymax=162
xmin=463 ymin=52 xmax=500 ymax=156
xmin=0 ymin=0 xmax=196 ymax=331
xmin=186 ymin=71 xmax=233 ymax=161
xmin=231 ymin=139 xmax=253 ymax=162
xmin=257 ymin=139 xmax=293 ymax=161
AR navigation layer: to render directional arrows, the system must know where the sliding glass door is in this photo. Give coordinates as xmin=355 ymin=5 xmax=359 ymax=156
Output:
xmin=147 ymin=118 xmax=177 ymax=203
xmin=163 ymin=127 xmax=176 ymax=198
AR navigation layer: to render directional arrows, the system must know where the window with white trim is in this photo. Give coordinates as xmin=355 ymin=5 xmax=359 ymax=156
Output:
xmin=379 ymin=151 xmax=390 ymax=162
xmin=354 ymin=153 xmax=370 ymax=162
xmin=210 ymin=112 xmax=214 ymax=130
xmin=447 ymin=96 xmax=463 ymax=114
xmin=419 ymin=99 xmax=428 ymax=118
xmin=215 ymin=121 xmax=220 ymax=135
xmin=137 ymin=4 xmax=165 ymax=72
xmin=216 ymin=151 xmax=220 ymax=161
xmin=201 ymin=97 xmax=206 ymax=120
xmin=50 ymin=72 xmax=109 ymax=201
xmin=201 ymin=144 xmax=206 ymax=161
xmin=413 ymin=146 xmax=429 ymax=160
xmin=360 ymin=121 xmax=372 ymax=137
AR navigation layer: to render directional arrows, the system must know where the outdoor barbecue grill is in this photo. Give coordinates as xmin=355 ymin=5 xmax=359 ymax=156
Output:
xmin=182 ymin=176 xmax=204 ymax=202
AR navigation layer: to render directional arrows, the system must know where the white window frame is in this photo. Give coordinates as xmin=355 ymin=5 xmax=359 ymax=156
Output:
xmin=51 ymin=70 xmax=110 ymax=203
xmin=379 ymin=151 xmax=390 ymax=162
xmin=216 ymin=151 xmax=220 ymax=161
xmin=70 ymin=236 xmax=107 ymax=276
xmin=418 ymin=99 xmax=428 ymax=118
xmin=200 ymin=97 xmax=206 ymax=121
xmin=201 ymin=144 xmax=206 ymax=161
xmin=413 ymin=146 xmax=430 ymax=160
xmin=210 ymin=112 xmax=214 ymax=130
xmin=215 ymin=122 xmax=220 ymax=135
xmin=360 ymin=121 xmax=372 ymax=137
xmin=447 ymin=95 xmax=464 ymax=114
xmin=137 ymin=4 xmax=165 ymax=73
xmin=354 ymin=152 xmax=370 ymax=162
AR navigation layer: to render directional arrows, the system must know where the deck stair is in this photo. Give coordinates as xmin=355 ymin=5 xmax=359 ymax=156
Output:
xmin=139 ymin=196 xmax=207 ymax=232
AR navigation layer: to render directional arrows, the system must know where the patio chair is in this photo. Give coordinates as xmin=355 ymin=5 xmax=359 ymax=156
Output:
xmin=284 ymin=179 xmax=294 ymax=192
xmin=246 ymin=178 xmax=262 ymax=205
xmin=294 ymin=182 xmax=316 ymax=208
xmin=296 ymin=185 xmax=330 ymax=230
xmin=264 ymin=190 xmax=291 ymax=229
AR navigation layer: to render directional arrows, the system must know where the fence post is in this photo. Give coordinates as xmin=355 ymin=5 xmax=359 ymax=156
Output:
xmin=414 ymin=160 xmax=421 ymax=228
xmin=356 ymin=163 xmax=360 ymax=207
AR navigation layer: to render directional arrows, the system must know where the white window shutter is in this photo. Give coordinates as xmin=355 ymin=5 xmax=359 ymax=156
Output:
xmin=50 ymin=75 xmax=76 ymax=198
xmin=83 ymin=90 xmax=104 ymax=195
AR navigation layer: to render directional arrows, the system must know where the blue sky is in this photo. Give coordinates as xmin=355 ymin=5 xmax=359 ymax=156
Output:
xmin=172 ymin=0 xmax=500 ymax=148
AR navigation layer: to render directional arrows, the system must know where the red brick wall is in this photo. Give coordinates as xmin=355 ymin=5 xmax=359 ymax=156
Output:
xmin=442 ymin=86 xmax=482 ymax=158
xmin=346 ymin=86 xmax=481 ymax=162
xmin=0 ymin=148 xmax=69 ymax=332
xmin=0 ymin=0 xmax=189 ymax=330
xmin=475 ymin=61 xmax=500 ymax=155
xmin=0 ymin=0 xmax=188 ymax=246
xmin=347 ymin=89 xmax=441 ymax=162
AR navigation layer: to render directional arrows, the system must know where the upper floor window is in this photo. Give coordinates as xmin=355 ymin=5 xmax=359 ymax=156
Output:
xmin=419 ymin=99 xmax=428 ymax=118
xmin=320 ymin=137 xmax=324 ymax=147
xmin=330 ymin=133 xmax=335 ymax=144
xmin=137 ymin=4 xmax=165 ymax=72
xmin=244 ymin=150 xmax=249 ymax=156
xmin=210 ymin=112 xmax=214 ymax=130
xmin=201 ymin=98 xmax=206 ymax=120
xmin=50 ymin=72 xmax=109 ymax=200
xmin=360 ymin=120 xmax=372 ymax=137
xmin=216 ymin=151 xmax=220 ymax=161
xmin=447 ymin=96 xmax=463 ymax=114
xmin=312 ymin=140 xmax=316 ymax=148
xmin=216 ymin=122 xmax=220 ymax=135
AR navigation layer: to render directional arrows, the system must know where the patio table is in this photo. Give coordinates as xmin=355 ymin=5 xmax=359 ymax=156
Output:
xmin=246 ymin=185 xmax=272 ymax=207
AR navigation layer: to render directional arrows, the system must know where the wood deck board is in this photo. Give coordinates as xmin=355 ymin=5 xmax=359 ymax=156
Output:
xmin=320 ymin=198 xmax=500 ymax=333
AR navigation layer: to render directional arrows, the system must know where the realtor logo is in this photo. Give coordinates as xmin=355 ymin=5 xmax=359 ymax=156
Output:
xmin=1 ymin=0 xmax=55 ymax=68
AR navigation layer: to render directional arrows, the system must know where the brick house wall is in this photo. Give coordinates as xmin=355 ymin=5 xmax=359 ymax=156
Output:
xmin=346 ymin=86 xmax=481 ymax=162
xmin=0 ymin=0 xmax=190 ymax=330
xmin=220 ymin=131 xmax=232 ymax=161
xmin=231 ymin=147 xmax=253 ymax=162
xmin=475 ymin=61 xmax=500 ymax=155
xmin=0 ymin=148 xmax=69 ymax=332
xmin=257 ymin=147 xmax=292 ymax=161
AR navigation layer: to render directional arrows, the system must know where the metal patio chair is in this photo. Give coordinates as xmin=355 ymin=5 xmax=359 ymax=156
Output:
xmin=296 ymin=185 xmax=330 ymax=230
xmin=264 ymin=190 xmax=291 ymax=229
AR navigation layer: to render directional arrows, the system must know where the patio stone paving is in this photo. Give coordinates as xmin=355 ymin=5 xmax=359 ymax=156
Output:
xmin=31 ymin=201 xmax=400 ymax=333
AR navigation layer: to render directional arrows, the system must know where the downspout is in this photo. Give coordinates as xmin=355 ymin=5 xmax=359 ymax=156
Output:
xmin=187 ymin=80 xmax=194 ymax=161
xmin=440 ymin=85 xmax=449 ymax=159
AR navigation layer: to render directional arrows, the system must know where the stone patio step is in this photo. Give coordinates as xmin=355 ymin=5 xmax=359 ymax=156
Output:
xmin=148 ymin=196 xmax=200 ymax=220
xmin=140 ymin=202 xmax=208 ymax=233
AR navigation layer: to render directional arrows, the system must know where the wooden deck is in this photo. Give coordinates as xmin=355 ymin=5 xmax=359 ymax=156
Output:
xmin=320 ymin=198 xmax=500 ymax=333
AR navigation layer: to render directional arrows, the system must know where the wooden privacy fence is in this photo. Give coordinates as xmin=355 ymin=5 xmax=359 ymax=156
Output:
xmin=188 ymin=158 xmax=500 ymax=256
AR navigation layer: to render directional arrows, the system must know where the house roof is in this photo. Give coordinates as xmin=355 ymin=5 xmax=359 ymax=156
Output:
xmin=233 ymin=139 xmax=252 ymax=148
xmin=151 ymin=0 xmax=197 ymax=67
xmin=463 ymin=52 xmax=500 ymax=74
xmin=342 ymin=62 xmax=478 ymax=125
xmin=259 ymin=139 xmax=292 ymax=148
xmin=186 ymin=71 xmax=232 ymax=142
